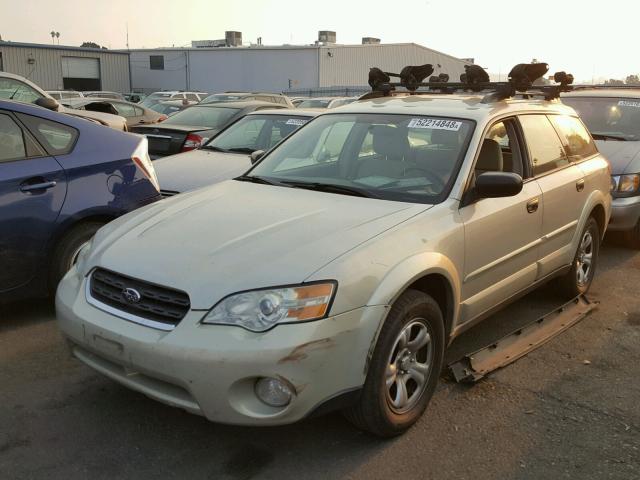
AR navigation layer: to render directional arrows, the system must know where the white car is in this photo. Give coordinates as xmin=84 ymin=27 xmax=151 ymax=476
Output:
xmin=56 ymin=67 xmax=611 ymax=437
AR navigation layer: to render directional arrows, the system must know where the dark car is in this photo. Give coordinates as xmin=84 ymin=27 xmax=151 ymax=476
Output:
xmin=130 ymin=101 xmax=288 ymax=158
xmin=0 ymin=99 xmax=161 ymax=302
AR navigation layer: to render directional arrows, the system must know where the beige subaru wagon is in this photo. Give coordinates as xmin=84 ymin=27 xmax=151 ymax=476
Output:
xmin=56 ymin=90 xmax=611 ymax=437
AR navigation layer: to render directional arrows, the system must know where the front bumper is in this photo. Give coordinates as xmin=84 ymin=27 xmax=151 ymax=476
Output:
xmin=607 ymin=195 xmax=640 ymax=231
xmin=55 ymin=271 xmax=387 ymax=426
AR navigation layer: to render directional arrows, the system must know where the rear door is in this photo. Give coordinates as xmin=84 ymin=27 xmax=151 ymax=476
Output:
xmin=0 ymin=111 xmax=69 ymax=292
xmin=518 ymin=114 xmax=586 ymax=277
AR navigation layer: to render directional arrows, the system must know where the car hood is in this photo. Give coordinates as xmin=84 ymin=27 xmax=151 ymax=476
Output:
xmin=87 ymin=180 xmax=428 ymax=309
xmin=596 ymin=140 xmax=640 ymax=174
xmin=154 ymin=149 xmax=251 ymax=193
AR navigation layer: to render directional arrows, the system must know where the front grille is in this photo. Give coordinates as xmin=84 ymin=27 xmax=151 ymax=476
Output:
xmin=89 ymin=268 xmax=190 ymax=328
xmin=160 ymin=189 xmax=179 ymax=198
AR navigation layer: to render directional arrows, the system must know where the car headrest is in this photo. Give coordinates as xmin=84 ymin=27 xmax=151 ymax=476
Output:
xmin=429 ymin=128 xmax=459 ymax=147
xmin=476 ymin=138 xmax=503 ymax=172
xmin=372 ymin=125 xmax=409 ymax=160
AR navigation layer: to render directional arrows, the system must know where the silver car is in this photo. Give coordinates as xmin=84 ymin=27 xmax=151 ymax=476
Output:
xmin=563 ymin=88 xmax=640 ymax=247
xmin=56 ymin=89 xmax=611 ymax=437
xmin=154 ymin=109 xmax=319 ymax=196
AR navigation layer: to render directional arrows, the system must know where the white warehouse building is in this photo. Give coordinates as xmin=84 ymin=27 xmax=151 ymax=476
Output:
xmin=127 ymin=34 xmax=472 ymax=95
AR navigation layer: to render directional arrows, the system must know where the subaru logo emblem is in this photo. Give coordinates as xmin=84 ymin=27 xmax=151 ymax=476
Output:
xmin=122 ymin=287 xmax=142 ymax=304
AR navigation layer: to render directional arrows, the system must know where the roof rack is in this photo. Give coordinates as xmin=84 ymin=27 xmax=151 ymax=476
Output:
xmin=361 ymin=62 xmax=574 ymax=102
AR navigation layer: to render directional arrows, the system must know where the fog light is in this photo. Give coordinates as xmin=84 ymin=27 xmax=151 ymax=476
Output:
xmin=255 ymin=377 xmax=294 ymax=407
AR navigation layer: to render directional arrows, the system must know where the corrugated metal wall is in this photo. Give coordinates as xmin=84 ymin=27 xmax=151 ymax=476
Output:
xmin=318 ymin=44 xmax=471 ymax=87
xmin=0 ymin=44 xmax=130 ymax=92
xmin=129 ymin=48 xmax=319 ymax=94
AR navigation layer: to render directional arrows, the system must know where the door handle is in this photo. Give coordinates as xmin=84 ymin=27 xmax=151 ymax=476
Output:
xmin=576 ymin=179 xmax=585 ymax=192
xmin=526 ymin=198 xmax=539 ymax=214
xmin=20 ymin=181 xmax=57 ymax=192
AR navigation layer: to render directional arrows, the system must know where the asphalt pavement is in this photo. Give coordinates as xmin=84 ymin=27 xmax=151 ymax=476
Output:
xmin=1 ymin=237 xmax=638 ymax=480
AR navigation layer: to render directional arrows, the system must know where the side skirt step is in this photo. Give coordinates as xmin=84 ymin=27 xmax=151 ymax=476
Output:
xmin=448 ymin=295 xmax=597 ymax=383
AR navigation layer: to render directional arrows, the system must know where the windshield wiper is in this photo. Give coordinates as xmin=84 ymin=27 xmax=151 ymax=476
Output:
xmin=225 ymin=147 xmax=257 ymax=154
xmin=591 ymin=132 xmax=629 ymax=141
xmin=280 ymin=180 xmax=378 ymax=198
xmin=201 ymin=145 xmax=229 ymax=152
xmin=235 ymin=175 xmax=285 ymax=186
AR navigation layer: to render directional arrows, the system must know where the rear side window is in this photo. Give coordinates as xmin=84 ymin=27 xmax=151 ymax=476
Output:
xmin=113 ymin=102 xmax=137 ymax=117
xmin=0 ymin=114 xmax=26 ymax=162
xmin=185 ymin=93 xmax=199 ymax=101
xmin=17 ymin=113 xmax=78 ymax=155
xmin=548 ymin=115 xmax=598 ymax=161
xmin=519 ymin=115 xmax=568 ymax=176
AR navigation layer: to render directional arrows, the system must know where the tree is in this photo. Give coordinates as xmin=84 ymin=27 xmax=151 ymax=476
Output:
xmin=604 ymin=78 xmax=625 ymax=86
xmin=80 ymin=41 xmax=107 ymax=49
xmin=626 ymin=75 xmax=640 ymax=85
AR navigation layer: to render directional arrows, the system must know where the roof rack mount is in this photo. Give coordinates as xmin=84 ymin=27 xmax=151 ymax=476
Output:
xmin=364 ymin=62 xmax=574 ymax=102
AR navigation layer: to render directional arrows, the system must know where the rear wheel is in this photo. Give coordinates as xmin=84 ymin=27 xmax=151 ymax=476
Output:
xmin=556 ymin=217 xmax=599 ymax=298
xmin=344 ymin=290 xmax=445 ymax=437
xmin=49 ymin=221 xmax=105 ymax=295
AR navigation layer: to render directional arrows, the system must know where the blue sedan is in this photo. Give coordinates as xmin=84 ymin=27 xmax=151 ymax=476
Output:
xmin=0 ymin=99 xmax=161 ymax=303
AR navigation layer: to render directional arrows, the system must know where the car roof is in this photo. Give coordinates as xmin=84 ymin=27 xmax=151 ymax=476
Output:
xmin=562 ymin=88 xmax=640 ymax=98
xmin=246 ymin=108 xmax=319 ymax=117
xmin=191 ymin=100 xmax=286 ymax=109
xmin=328 ymin=93 xmax=577 ymax=122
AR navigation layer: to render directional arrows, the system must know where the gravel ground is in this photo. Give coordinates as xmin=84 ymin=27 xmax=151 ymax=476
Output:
xmin=1 ymin=238 xmax=638 ymax=480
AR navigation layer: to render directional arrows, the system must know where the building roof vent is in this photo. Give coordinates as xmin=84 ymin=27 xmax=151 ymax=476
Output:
xmin=225 ymin=31 xmax=242 ymax=47
xmin=362 ymin=37 xmax=381 ymax=45
xmin=317 ymin=31 xmax=336 ymax=45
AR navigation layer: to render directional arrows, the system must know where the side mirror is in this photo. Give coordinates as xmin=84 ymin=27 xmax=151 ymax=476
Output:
xmin=475 ymin=172 xmax=523 ymax=198
xmin=36 ymin=97 xmax=60 ymax=111
xmin=250 ymin=150 xmax=265 ymax=164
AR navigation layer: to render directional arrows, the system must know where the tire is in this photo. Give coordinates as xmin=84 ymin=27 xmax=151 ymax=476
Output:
xmin=344 ymin=289 xmax=445 ymax=437
xmin=556 ymin=217 xmax=600 ymax=298
xmin=623 ymin=221 xmax=640 ymax=249
xmin=48 ymin=221 xmax=104 ymax=296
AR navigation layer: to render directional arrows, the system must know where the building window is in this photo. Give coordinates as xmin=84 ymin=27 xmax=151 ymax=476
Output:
xmin=149 ymin=55 xmax=164 ymax=70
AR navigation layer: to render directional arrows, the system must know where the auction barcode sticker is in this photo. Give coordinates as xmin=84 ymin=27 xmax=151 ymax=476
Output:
xmin=618 ymin=100 xmax=640 ymax=108
xmin=286 ymin=118 xmax=308 ymax=126
xmin=408 ymin=118 xmax=463 ymax=131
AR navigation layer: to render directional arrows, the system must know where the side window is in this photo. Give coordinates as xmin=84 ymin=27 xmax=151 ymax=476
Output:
xmin=548 ymin=115 xmax=598 ymax=161
xmin=0 ymin=114 xmax=27 ymax=162
xmin=0 ymin=78 xmax=42 ymax=104
xmin=17 ymin=113 xmax=78 ymax=155
xmin=481 ymin=119 xmax=524 ymax=176
xmin=519 ymin=115 xmax=568 ymax=176
xmin=185 ymin=93 xmax=198 ymax=101
xmin=113 ymin=102 xmax=137 ymax=117
xmin=133 ymin=106 xmax=144 ymax=116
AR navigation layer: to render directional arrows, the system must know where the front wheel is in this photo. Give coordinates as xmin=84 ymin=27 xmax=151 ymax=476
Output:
xmin=556 ymin=217 xmax=600 ymax=298
xmin=49 ymin=221 xmax=105 ymax=296
xmin=344 ymin=290 xmax=445 ymax=437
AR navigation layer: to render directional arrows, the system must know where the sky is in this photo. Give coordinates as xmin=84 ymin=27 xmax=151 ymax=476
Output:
xmin=0 ymin=0 xmax=636 ymax=82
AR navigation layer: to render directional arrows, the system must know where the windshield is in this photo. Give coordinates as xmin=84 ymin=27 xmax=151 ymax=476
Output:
xmin=205 ymin=114 xmax=311 ymax=153
xmin=201 ymin=94 xmax=245 ymax=104
xmin=246 ymin=113 xmax=474 ymax=203
xmin=149 ymin=103 xmax=181 ymax=115
xmin=297 ymin=99 xmax=331 ymax=108
xmin=161 ymin=106 xmax=240 ymax=128
xmin=563 ymin=96 xmax=640 ymax=140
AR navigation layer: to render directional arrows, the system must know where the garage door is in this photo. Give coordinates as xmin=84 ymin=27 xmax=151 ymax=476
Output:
xmin=61 ymin=57 xmax=100 ymax=91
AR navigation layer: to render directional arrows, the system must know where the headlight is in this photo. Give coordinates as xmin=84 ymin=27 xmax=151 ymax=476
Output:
xmin=612 ymin=174 xmax=640 ymax=196
xmin=201 ymin=282 xmax=336 ymax=332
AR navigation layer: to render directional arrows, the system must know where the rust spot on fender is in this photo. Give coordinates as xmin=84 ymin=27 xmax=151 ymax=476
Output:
xmin=277 ymin=338 xmax=334 ymax=364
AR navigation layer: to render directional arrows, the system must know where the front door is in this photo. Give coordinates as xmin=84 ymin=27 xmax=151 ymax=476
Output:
xmin=0 ymin=112 xmax=67 ymax=292
xmin=459 ymin=118 xmax=543 ymax=323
